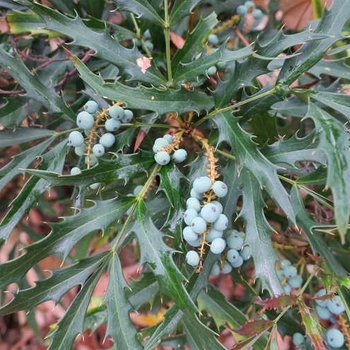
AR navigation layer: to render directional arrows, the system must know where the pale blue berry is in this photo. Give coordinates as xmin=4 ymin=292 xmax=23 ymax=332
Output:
xmin=183 ymin=208 xmax=198 ymax=225
xmin=83 ymin=100 xmax=99 ymax=114
xmin=191 ymin=216 xmax=207 ymax=234
xmin=316 ymin=305 xmax=332 ymax=320
xmin=212 ymin=181 xmax=228 ymax=197
xmin=186 ymin=250 xmax=200 ymax=266
xmin=122 ymin=109 xmax=134 ymax=123
xmin=200 ymin=202 xmax=220 ymax=223
xmin=154 ymin=151 xmax=171 ymax=165
xmin=70 ymin=166 xmax=81 ymax=175
xmin=292 ymin=333 xmax=304 ymax=347
xmin=183 ymin=226 xmax=198 ymax=242
xmin=193 ymin=176 xmax=212 ymax=193
xmin=326 ymin=328 xmax=345 ymax=348
xmin=109 ymin=105 xmax=125 ymax=120
xmin=210 ymin=237 xmax=226 ymax=254
xmin=152 ymin=137 xmax=169 ymax=153
xmin=213 ymin=214 xmax=229 ymax=230
xmin=105 ymin=118 xmax=121 ymax=131
xmin=76 ymin=111 xmax=94 ymax=129
xmin=326 ymin=295 xmax=345 ymax=315
xmin=68 ymin=131 xmax=84 ymax=147
xmin=173 ymin=149 xmax=187 ymax=163
xmin=206 ymin=228 xmax=223 ymax=242
xmin=186 ymin=197 xmax=201 ymax=212
xmin=99 ymin=133 xmax=115 ymax=148
xmin=92 ymin=144 xmax=105 ymax=157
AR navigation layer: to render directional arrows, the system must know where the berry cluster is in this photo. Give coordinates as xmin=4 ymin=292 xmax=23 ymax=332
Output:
xmin=183 ymin=176 xmax=250 ymax=272
xmin=67 ymin=101 xmax=134 ymax=172
xmin=314 ymin=289 xmax=346 ymax=348
xmin=276 ymin=259 xmax=303 ymax=293
xmin=236 ymin=1 xmax=263 ymax=20
xmin=152 ymin=134 xmax=187 ymax=166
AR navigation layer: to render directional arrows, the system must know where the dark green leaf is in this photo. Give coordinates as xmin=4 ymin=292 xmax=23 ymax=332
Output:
xmin=305 ymin=102 xmax=350 ymax=240
xmin=72 ymin=55 xmax=214 ymax=114
xmin=169 ymin=0 xmax=202 ymax=25
xmin=0 ymin=252 xmax=109 ymax=315
xmin=0 ymin=127 xmax=54 ymax=148
xmin=309 ymin=58 xmax=350 ymax=80
xmin=0 ymin=97 xmax=28 ymax=127
xmin=105 ymin=254 xmax=143 ymax=349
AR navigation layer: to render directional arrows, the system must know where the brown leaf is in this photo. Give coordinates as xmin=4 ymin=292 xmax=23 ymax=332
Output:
xmin=234 ymin=319 xmax=274 ymax=336
xmin=255 ymin=294 xmax=298 ymax=309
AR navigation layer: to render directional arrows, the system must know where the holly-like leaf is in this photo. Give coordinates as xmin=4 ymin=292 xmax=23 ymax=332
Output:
xmin=0 ymin=97 xmax=28 ymax=127
xmin=278 ymin=0 xmax=350 ymax=85
xmin=0 ymin=197 xmax=133 ymax=290
xmin=105 ymin=253 xmax=143 ymax=349
xmin=72 ymin=55 xmax=214 ymax=114
xmin=130 ymin=200 xmax=196 ymax=312
xmin=0 ymin=252 xmax=109 ymax=316
xmin=113 ymin=0 xmax=164 ymax=26
xmin=309 ymin=57 xmax=350 ymax=80
xmin=0 ymin=128 xmax=54 ymax=148
xmin=48 ymin=264 xmax=106 ymax=350
xmin=0 ymin=139 xmax=67 ymax=240
xmin=169 ymin=0 xmax=202 ymax=25
xmin=17 ymin=0 xmax=166 ymax=85
xmin=239 ymin=170 xmax=285 ymax=296
xmin=0 ymin=48 xmax=74 ymax=119
xmin=214 ymin=111 xmax=295 ymax=222
xmin=235 ymin=319 xmax=274 ymax=336
xmin=305 ymin=102 xmax=350 ymax=241
xmin=255 ymin=295 xmax=298 ymax=309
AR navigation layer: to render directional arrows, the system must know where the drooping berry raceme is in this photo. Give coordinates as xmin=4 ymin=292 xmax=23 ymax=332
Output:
xmin=276 ymin=259 xmax=303 ymax=293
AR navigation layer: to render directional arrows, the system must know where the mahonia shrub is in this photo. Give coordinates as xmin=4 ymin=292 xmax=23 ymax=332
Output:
xmin=1 ymin=0 xmax=350 ymax=349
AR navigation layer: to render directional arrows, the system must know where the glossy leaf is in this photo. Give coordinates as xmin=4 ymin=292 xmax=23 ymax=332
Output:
xmin=0 ymin=128 xmax=54 ymax=148
xmin=169 ymin=0 xmax=202 ymax=25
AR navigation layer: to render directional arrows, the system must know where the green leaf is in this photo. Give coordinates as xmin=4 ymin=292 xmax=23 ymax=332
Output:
xmin=48 ymin=263 xmax=106 ymax=350
xmin=72 ymin=55 xmax=214 ymax=114
xmin=278 ymin=0 xmax=350 ymax=85
xmin=114 ymin=0 xmax=164 ymax=26
xmin=311 ymin=90 xmax=350 ymax=120
xmin=79 ymin=0 xmax=105 ymax=18
xmin=290 ymin=186 xmax=348 ymax=276
xmin=131 ymin=200 xmax=197 ymax=312
xmin=25 ymin=152 xmax=154 ymax=188
xmin=18 ymin=0 xmax=166 ymax=85
xmin=239 ymin=170 xmax=284 ymax=295
xmin=105 ymin=253 xmax=143 ymax=349
xmin=0 ymin=97 xmax=28 ymax=127
xmin=0 ymin=128 xmax=54 ymax=148
xmin=0 ymin=197 xmax=133 ymax=290
xmin=0 ymin=140 xmax=67 ymax=240
xmin=0 ymin=136 xmax=54 ymax=192
xmin=214 ymin=112 xmax=295 ymax=222
xmin=0 ymin=49 xmax=74 ymax=118
xmin=305 ymin=102 xmax=350 ymax=241
xmin=0 ymin=252 xmax=109 ymax=316
xmin=169 ymin=0 xmax=202 ymax=25
xmin=309 ymin=57 xmax=350 ymax=80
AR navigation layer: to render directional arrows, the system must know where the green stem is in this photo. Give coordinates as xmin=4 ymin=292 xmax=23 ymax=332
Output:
xmin=130 ymin=13 xmax=152 ymax=57
xmin=163 ymin=0 xmax=173 ymax=85
xmin=195 ymin=87 xmax=278 ymax=127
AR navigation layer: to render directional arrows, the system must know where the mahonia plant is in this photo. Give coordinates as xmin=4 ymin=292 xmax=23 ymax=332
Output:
xmin=0 ymin=0 xmax=350 ymax=349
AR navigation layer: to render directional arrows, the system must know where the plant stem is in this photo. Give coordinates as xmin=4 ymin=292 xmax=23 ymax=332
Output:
xmin=163 ymin=0 xmax=173 ymax=85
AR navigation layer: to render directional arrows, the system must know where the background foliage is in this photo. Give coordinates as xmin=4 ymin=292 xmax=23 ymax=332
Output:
xmin=0 ymin=0 xmax=350 ymax=349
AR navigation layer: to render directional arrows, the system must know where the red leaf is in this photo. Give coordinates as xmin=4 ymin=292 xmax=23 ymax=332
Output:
xmin=235 ymin=319 xmax=274 ymax=336
xmin=170 ymin=32 xmax=185 ymax=49
xmin=255 ymin=294 xmax=298 ymax=309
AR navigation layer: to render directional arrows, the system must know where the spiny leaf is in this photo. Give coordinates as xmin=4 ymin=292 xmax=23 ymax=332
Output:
xmin=0 ymin=97 xmax=28 ymax=127
xmin=309 ymin=57 xmax=350 ymax=80
xmin=0 ymin=139 xmax=67 ymax=240
xmin=0 ymin=48 xmax=74 ymax=118
xmin=131 ymin=200 xmax=196 ymax=312
xmin=290 ymin=186 xmax=348 ymax=276
xmin=214 ymin=111 xmax=295 ymax=222
xmin=255 ymin=295 xmax=298 ymax=309
xmin=72 ymin=55 xmax=214 ymax=114
xmin=278 ymin=0 xmax=350 ymax=85
xmin=0 ymin=136 xmax=54 ymax=192
xmin=0 ymin=128 xmax=54 ymax=148
xmin=0 ymin=252 xmax=109 ymax=316
xmin=305 ymin=102 xmax=350 ymax=241
xmin=18 ymin=0 xmax=166 ymax=85
xmin=0 ymin=197 xmax=133 ymax=290
xmin=25 ymin=152 xmax=155 ymax=187
xmin=169 ymin=0 xmax=202 ymax=26
xmin=114 ymin=0 xmax=164 ymax=26
xmin=234 ymin=319 xmax=274 ymax=336
xmin=239 ymin=170 xmax=284 ymax=296
xmin=105 ymin=253 xmax=143 ymax=349
xmin=48 ymin=264 xmax=106 ymax=350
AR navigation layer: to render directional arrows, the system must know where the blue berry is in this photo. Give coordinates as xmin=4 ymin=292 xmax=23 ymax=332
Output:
xmin=173 ymin=149 xmax=187 ymax=163
xmin=206 ymin=65 xmax=217 ymax=76
xmin=211 ymin=201 xmax=223 ymax=214
xmin=190 ymin=188 xmax=202 ymax=199
xmin=186 ymin=197 xmax=201 ymax=212
xmin=122 ymin=109 xmax=134 ymax=123
xmin=212 ymin=180 xmax=228 ymax=197
xmin=105 ymin=118 xmax=121 ymax=131
xmin=83 ymin=100 xmax=99 ymax=114
xmin=240 ymin=245 xmax=251 ymax=260
xmin=152 ymin=137 xmax=169 ymax=153
xmin=89 ymin=182 xmax=100 ymax=190
xmin=316 ymin=305 xmax=332 ymax=320
xmin=99 ymin=133 xmax=115 ymax=148
xmin=282 ymin=266 xmax=298 ymax=278
xmin=226 ymin=232 xmax=244 ymax=250
xmin=211 ymin=262 xmax=221 ymax=276
xmin=133 ymin=185 xmax=143 ymax=195
xmin=226 ymin=248 xmax=240 ymax=264
xmin=70 ymin=166 xmax=81 ymax=175
xmin=186 ymin=250 xmax=200 ymax=266
xmin=326 ymin=328 xmax=345 ymax=348
xmin=206 ymin=228 xmax=223 ymax=242
xmin=191 ymin=216 xmax=207 ymax=234
xmin=193 ymin=176 xmax=212 ymax=193
xmin=162 ymin=134 xmax=173 ymax=143
xmin=183 ymin=208 xmax=198 ymax=225
xmin=237 ymin=5 xmax=247 ymax=15
xmin=183 ymin=226 xmax=198 ymax=242
xmin=213 ymin=214 xmax=229 ymax=230
xmin=200 ymin=203 xmax=220 ymax=223
xmin=245 ymin=1 xmax=255 ymax=8
xmin=74 ymin=144 xmax=86 ymax=156
xmin=221 ymin=261 xmax=232 ymax=274
xmin=292 ymin=332 xmax=304 ymax=347
xmin=186 ymin=238 xmax=201 ymax=247
xmin=315 ymin=289 xmax=328 ymax=307
xmin=68 ymin=131 xmax=84 ymax=147
xmin=208 ymin=34 xmax=219 ymax=46
xmin=154 ymin=151 xmax=171 ymax=165
xmin=76 ymin=111 xmax=95 ymax=130
xmin=280 ymin=259 xmax=291 ymax=269
xmin=109 ymin=105 xmax=125 ymax=120
xmin=210 ymin=237 xmax=226 ymax=254
xmin=85 ymin=154 xmax=98 ymax=166
xmin=252 ymin=9 xmax=263 ymax=20
xmin=288 ymin=274 xmax=303 ymax=289
xmin=326 ymin=295 xmax=345 ymax=315
xmin=230 ymin=255 xmax=244 ymax=268
xmin=92 ymin=144 xmax=105 ymax=157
